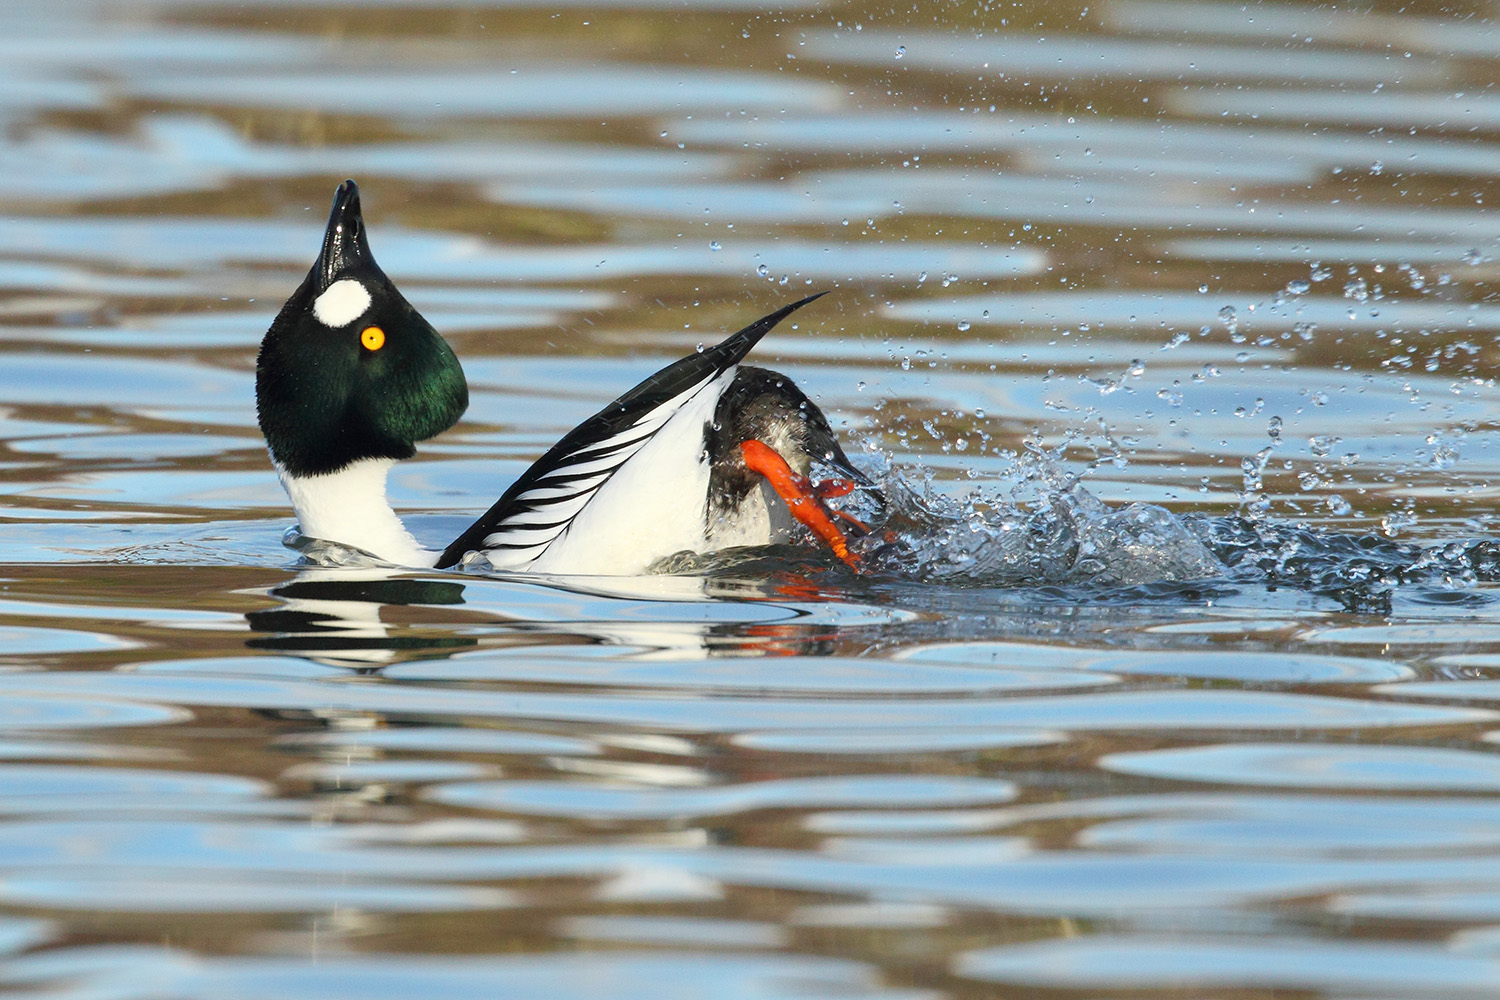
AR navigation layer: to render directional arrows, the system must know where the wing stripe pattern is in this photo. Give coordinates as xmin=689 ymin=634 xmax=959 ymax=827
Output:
xmin=477 ymin=377 xmax=711 ymax=555
xmin=435 ymin=293 xmax=827 ymax=570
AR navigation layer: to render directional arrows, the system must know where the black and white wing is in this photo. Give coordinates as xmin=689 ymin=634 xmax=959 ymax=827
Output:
xmin=436 ymin=294 xmax=824 ymax=570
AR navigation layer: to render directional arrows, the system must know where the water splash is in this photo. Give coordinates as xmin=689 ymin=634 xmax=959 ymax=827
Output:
xmin=824 ymin=445 xmax=1226 ymax=588
xmin=739 ymin=442 xmax=1500 ymax=615
xmin=1192 ymin=516 xmax=1500 ymax=615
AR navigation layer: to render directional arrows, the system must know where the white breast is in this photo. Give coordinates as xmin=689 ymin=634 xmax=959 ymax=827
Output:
xmin=278 ymin=457 xmax=438 ymax=568
xmin=708 ymin=479 xmax=795 ymax=550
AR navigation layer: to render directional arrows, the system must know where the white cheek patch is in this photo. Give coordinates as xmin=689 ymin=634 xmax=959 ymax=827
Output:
xmin=312 ymin=279 xmax=373 ymax=328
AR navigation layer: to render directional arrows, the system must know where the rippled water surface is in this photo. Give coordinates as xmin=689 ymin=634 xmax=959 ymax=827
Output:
xmin=9 ymin=0 xmax=1500 ymax=996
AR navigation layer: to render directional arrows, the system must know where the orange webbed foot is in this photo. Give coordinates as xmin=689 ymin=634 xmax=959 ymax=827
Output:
xmin=740 ymin=439 xmax=860 ymax=569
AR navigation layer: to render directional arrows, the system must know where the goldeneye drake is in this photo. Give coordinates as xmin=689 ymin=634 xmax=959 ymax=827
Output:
xmin=256 ymin=180 xmax=876 ymax=575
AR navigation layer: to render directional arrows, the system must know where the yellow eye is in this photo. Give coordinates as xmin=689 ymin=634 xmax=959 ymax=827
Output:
xmin=360 ymin=326 xmax=385 ymax=351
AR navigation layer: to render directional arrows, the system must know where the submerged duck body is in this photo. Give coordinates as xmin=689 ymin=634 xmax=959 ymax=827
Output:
xmin=256 ymin=180 xmax=872 ymax=575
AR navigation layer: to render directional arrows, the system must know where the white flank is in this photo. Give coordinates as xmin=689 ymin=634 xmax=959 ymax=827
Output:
xmin=277 ymin=457 xmax=438 ymax=568
xmin=478 ymin=371 xmax=717 ymax=570
xmin=312 ymin=279 xmax=372 ymax=328
xmin=505 ymin=369 xmax=735 ymax=575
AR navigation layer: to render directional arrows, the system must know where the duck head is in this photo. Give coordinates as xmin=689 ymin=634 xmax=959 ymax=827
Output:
xmin=256 ymin=180 xmax=469 ymax=478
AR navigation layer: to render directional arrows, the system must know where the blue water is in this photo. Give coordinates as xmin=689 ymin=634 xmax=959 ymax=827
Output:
xmin=4 ymin=0 xmax=1500 ymax=997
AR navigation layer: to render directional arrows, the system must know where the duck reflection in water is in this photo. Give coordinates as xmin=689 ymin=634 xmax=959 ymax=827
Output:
xmin=246 ymin=567 xmax=476 ymax=670
xmin=245 ymin=565 xmax=849 ymax=671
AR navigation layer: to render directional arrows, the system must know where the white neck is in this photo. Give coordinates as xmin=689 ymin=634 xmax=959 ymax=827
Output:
xmin=276 ymin=457 xmax=438 ymax=568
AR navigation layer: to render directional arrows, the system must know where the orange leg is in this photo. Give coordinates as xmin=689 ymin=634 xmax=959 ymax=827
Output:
xmin=740 ymin=439 xmax=860 ymax=570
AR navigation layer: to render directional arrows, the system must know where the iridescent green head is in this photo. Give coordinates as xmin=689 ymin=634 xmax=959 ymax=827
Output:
xmin=256 ymin=180 xmax=469 ymax=477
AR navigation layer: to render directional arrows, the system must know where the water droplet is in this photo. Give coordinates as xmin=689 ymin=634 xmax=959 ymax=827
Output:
xmin=895 ymin=45 xmax=905 ymax=59
xmin=709 ymin=241 xmax=722 ymax=251
xmin=957 ymin=320 xmax=971 ymax=332
xmin=1381 ymin=510 xmax=1417 ymax=537
xmin=756 ymin=264 xmax=769 ymax=277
